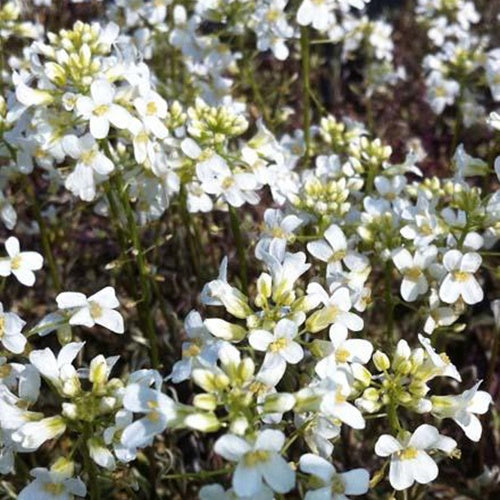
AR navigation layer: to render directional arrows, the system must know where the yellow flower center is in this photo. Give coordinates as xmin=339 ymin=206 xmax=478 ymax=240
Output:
xmin=93 ymin=104 xmax=109 ymax=116
xmin=243 ymin=450 xmax=271 ymax=467
xmin=183 ymin=344 xmax=201 ymax=357
xmin=329 ymin=250 xmax=347 ymax=262
xmin=146 ymin=101 xmax=158 ymax=115
xmin=147 ymin=400 xmax=161 ymax=422
xmin=335 ymin=389 xmax=347 ymax=404
xmin=269 ymin=337 xmax=288 ymax=353
xmin=81 ymin=149 xmax=97 ymax=165
xmin=439 ymin=352 xmax=450 ymax=364
xmin=331 ymin=475 xmax=346 ymax=494
xmin=335 ymin=348 xmax=350 ymax=364
xmin=398 ymin=446 xmax=419 ymax=460
xmin=452 ymin=271 xmax=469 ymax=282
xmin=89 ymin=301 xmax=103 ymax=319
xmin=0 ymin=316 xmax=5 ymax=339
xmin=266 ymin=8 xmax=279 ymax=22
xmin=11 ymin=255 xmax=22 ymax=270
xmin=43 ymin=482 xmax=65 ymax=495
xmin=405 ymin=267 xmax=422 ymax=280
xmin=221 ymin=176 xmax=235 ymax=189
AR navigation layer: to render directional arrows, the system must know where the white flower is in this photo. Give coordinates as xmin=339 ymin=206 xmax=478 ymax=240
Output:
xmin=18 ymin=461 xmax=86 ymax=500
xmin=314 ymin=327 xmax=373 ymax=380
xmin=249 ymin=318 xmax=304 ymax=386
xmin=439 ymin=250 xmax=483 ymax=305
xmin=0 ymin=236 xmax=43 ymax=286
xmin=169 ymin=310 xmax=221 ymax=383
xmin=76 ymin=79 xmax=137 ymax=139
xmin=0 ymin=302 xmax=26 ymax=354
xmin=487 ymin=111 xmax=500 ymax=130
xmin=431 ymin=381 xmax=492 ymax=441
xmin=121 ymin=384 xmax=178 ymax=450
xmin=255 ymin=208 xmax=303 ymax=261
xmin=62 ymin=134 xmax=114 ymax=201
xmin=196 ymin=153 xmax=259 ymax=207
xmin=297 ymin=0 xmax=336 ymax=32
xmin=375 ymin=424 xmax=457 ymax=491
xmin=307 ymin=224 xmax=358 ymax=275
xmin=392 ymin=246 xmax=437 ymax=302
xmin=300 ymin=453 xmax=370 ymax=499
xmin=56 ymin=286 xmax=124 ymax=334
xmin=214 ymin=429 xmax=295 ymax=497
xmin=29 ymin=342 xmax=85 ymax=396
xmin=199 ymin=482 xmax=274 ymax=500
xmin=306 ymin=283 xmax=364 ymax=337
xmin=426 ymin=72 xmax=460 ymax=114
xmin=133 ymin=90 xmax=169 ymax=139
xmin=12 ymin=415 xmax=67 ymax=452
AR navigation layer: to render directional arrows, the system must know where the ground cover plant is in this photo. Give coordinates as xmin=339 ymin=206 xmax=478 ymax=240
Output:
xmin=0 ymin=0 xmax=499 ymax=498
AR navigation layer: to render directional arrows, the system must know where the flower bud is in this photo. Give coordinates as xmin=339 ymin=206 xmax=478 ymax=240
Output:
xmin=373 ymin=350 xmax=390 ymax=371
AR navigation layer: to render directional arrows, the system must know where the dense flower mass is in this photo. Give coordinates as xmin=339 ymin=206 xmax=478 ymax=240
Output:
xmin=0 ymin=0 xmax=498 ymax=498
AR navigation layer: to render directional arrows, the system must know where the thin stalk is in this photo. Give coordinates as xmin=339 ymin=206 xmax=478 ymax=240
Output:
xmin=385 ymin=260 xmax=395 ymax=346
xmin=179 ymin=186 xmax=201 ymax=281
xmin=228 ymin=205 xmax=248 ymax=294
xmin=113 ymin=174 xmax=160 ymax=369
xmin=25 ymin=179 xmax=61 ymax=291
xmin=300 ymin=26 xmax=311 ymax=161
xmin=82 ymin=424 xmax=100 ymax=500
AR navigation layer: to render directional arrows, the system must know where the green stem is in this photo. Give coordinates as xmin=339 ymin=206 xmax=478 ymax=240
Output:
xmin=300 ymin=26 xmax=311 ymax=161
xmin=26 ymin=179 xmax=61 ymax=291
xmin=82 ymin=424 xmax=100 ymax=500
xmin=385 ymin=260 xmax=395 ymax=346
xmin=179 ymin=186 xmax=201 ymax=281
xmin=229 ymin=205 xmax=248 ymax=294
xmin=113 ymin=174 xmax=160 ymax=369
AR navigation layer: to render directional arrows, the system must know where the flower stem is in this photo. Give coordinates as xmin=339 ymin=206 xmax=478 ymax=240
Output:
xmin=113 ymin=173 xmax=160 ymax=369
xmin=25 ymin=178 xmax=61 ymax=292
xmin=228 ymin=205 xmax=248 ymax=294
xmin=82 ymin=424 xmax=100 ymax=500
xmin=301 ymin=26 xmax=311 ymax=161
xmin=385 ymin=260 xmax=395 ymax=346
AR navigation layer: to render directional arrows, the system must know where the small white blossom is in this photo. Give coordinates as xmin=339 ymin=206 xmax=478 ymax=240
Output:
xmin=375 ymin=424 xmax=457 ymax=491
xmin=0 ymin=236 xmax=43 ymax=286
xmin=56 ymin=287 xmax=124 ymax=334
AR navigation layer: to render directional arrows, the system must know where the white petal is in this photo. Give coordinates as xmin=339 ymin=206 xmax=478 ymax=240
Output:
xmin=342 ymin=468 xmax=370 ymax=495
xmin=261 ymin=454 xmax=295 ymax=493
xmin=12 ymin=269 xmax=35 ymax=287
xmin=2 ymin=332 xmax=27 ymax=354
xmin=56 ymin=292 xmax=88 ymax=309
xmin=275 ymin=318 xmax=297 ymax=339
xmin=90 ymin=116 xmax=110 ymax=139
xmin=5 ymin=237 xmax=20 ymax=257
xmin=281 ymin=341 xmax=304 ymax=364
xmin=460 ymin=277 xmax=483 ymax=305
xmin=57 ymin=341 xmax=85 ymax=367
xmin=412 ymin=452 xmax=438 ymax=485
xmin=69 ymin=307 xmax=95 ymax=327
xmin=88 ymin=286 xmax=119 ymax=308
xmin=95 ymin=309 xmax=124 ymax=334
xmin=307 ymin=240 xmax=333 ymax=262
xmin=249 ymin=330 xmax=274 ymax=351
xmin=214 ymin=434 xmax=250 ymax=462
xmin=460 ymin=252 xmax=481 ymax=273
xmin=408 ymin=424 xmax=439 ymax=450
xmin=443 ymin=250 xmax=462 ymax=271
xmin=375 ymin=435 xmax=402 ymax=457
xmin=439 ymin=275 xmax=460 ymax=304
xmin=255 ymin=429 xmax=285 ymax=452
xmin=299 ymin=453 xmax=334 ymax=483
xmin=233 ymin=461 xmax=262 ymax=497
xmin=389 ymin=458 xmax=414 ymax=491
